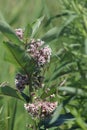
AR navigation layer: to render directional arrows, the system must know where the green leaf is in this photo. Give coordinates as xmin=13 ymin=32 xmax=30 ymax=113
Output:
xmin=71 ymin=108 xmax=87 ymax=130
xmin=58 ymin=87 xmax=87 ymax=97
xmin=31 ymin=16 xmax=44 ymax=38
xmin=48 ymin=96 xmax=73 ymax=126
xmin=42 ymin=15 xmax=77 ymax=42
xmin=45 ymin=12 xmax=75 ymax=26
xmin=10 ymin=100 xmax=17 ymax=130
xmin=0 ymin=19 xmax=23 ymax=45
xmin=40 ymin=113 xmax=74 ymax=129
xmin=0 ymin=86 xmax=24 ymax=101
xmin=49 ymin=61 xmax=75 ymax=81
xmin=4 ymin=42 xmax=30 ymax=73
xmin=49 ymin=103 xmax=63 ymax=125
xmin=24 ymin=24 xmax=32 ymax=40
xmin=21 ymin=92 xmax=30 ymax=103
xmin=42 ymin=27 xmax=58 ymax=42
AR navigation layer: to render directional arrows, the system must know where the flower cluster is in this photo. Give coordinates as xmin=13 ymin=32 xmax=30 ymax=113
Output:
xmin=15 ymin=28 xmax=23 ymax=39
xmin=24 ymin=101 xmax=57 ymax=118
xmin=27 ymin=39 xmax=52 ymax=66
xmin=15 ymin=73 xmax=29 ymax=92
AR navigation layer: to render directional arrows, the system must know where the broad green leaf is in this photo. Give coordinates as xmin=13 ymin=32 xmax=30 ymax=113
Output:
xmin=24 ymin=24 xmax=32 ymax=40
xmin=42 ymin=15 xmax=77 ymax=42
xmin=0 ymin=86 xmax=24 ymax=101
xmin=0 ymin=16 xmax=23 ymax=45
xmin=58 ymin=87 xmax=87 ymax=97
xmin=48 ymin=96 xmax=73 ymax=126
xmin=40 ymin=113 xmax=74 ymax=129
xmin=31 ymin=16 xmax=44 ymax=38
xmin=4 ymin=42 xmax=30 ymax=73
xmin=21 ymin=92 xmax=30 ymax=103
xmin=42 ymin=27 xmax=58 ymax=42
xmin=49 ymin=103 xmax=63 ymax=125
xmin=53 ymin=113 xmax=74 ymax=127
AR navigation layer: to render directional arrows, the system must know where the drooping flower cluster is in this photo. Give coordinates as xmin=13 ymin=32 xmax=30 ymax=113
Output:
xmin=15 ymin=73 xmax=29 ymax=92
xmin=15 ymin=28 xmax=23 ymax=39
xmin=24 ymin=101 xmax=57 ymax=118
xmin=27 ymin=39 xmax=52 ymax=66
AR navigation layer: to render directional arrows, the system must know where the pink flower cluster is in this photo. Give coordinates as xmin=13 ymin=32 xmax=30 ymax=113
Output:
xmin=15 ymin=28 xmax=23 ymax=39
xmin=24 ymin=101 xmax=57 ymax=118
xmin=27 ymin=39 xmax=52 ymax=66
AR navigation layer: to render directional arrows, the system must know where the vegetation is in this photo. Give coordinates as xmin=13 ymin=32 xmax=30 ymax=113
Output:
xmin=0 ymin=0 xmax=87 ymax=130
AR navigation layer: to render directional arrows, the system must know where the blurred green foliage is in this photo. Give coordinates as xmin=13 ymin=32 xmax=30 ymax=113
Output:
xmin=0 ymin=0 xmax=87 ymax=130
xmin=0 ymin=0 xmax=62 ymax=84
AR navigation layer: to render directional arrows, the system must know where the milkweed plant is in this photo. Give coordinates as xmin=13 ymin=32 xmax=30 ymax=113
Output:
xmin=1 ymin=1 xmax=87 ymax=130
xmin=0 ymin=17 xmax=74 ymax=130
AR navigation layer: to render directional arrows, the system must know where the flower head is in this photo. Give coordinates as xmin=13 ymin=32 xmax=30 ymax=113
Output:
xmin=24 ymin=101 xmax=57 ymax=118
xmin=27 ymin=39 xmax=52 ymax=66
